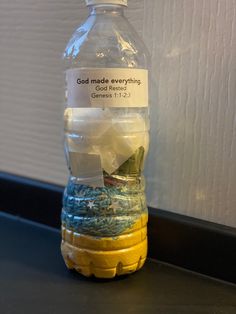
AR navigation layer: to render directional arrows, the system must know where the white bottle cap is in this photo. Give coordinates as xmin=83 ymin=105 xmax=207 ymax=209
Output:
xmin=85 ymin=0 xmax=127 ymax=6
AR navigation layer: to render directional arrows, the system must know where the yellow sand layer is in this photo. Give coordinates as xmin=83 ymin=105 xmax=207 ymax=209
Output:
xmin=61 ymin=213 xmax=148 ymax=278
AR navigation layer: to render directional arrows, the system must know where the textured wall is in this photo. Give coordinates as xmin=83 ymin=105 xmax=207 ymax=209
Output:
xmin=0 ymin=0 xmax=235 ymax=227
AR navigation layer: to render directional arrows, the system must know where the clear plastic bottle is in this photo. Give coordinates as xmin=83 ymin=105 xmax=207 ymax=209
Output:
xmin=61 ymin=0 xmax=150 ymax=278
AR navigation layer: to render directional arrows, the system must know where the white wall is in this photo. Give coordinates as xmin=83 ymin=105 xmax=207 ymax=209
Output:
xmin=0 ymin=0 xmax=235 ymax=227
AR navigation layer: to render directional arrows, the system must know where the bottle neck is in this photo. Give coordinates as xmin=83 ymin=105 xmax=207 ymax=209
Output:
xmin=89 ymin=4 xmax=125 ymax=16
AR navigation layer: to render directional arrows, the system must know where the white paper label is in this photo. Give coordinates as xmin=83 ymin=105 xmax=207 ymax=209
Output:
xmin=66 ymin=68 xmax=148 ymax=108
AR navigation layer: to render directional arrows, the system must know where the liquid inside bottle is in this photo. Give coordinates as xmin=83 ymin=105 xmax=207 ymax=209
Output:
xmin=61 ymin=0 xmax=150 ymax=278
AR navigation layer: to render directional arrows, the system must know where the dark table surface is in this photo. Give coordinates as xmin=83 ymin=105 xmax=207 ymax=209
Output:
xmin=0 ymin=213 xmax=235 ymax=314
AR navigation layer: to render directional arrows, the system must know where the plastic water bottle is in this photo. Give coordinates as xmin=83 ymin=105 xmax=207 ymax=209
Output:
xmin=61 ymin=0 xmax=150 ymax=278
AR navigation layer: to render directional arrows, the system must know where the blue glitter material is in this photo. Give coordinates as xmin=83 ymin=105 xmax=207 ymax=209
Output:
xmin=62 ymin=177 xmax=147 ymax=237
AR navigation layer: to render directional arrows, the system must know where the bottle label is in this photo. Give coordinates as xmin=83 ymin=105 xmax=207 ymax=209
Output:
xmin=66 ymin=68 xmax=148 ymax=108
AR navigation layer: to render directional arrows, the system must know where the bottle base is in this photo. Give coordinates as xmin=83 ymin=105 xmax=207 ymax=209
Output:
xmin=61 ymin=239 xmax=147 ymax=278
xmin=61 ymin=215 xmax=148 ymax=278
